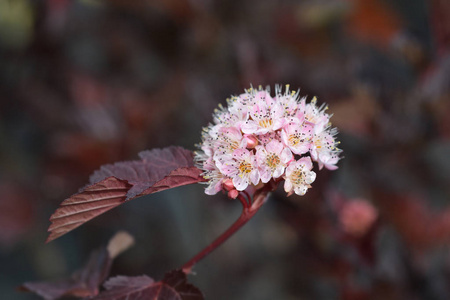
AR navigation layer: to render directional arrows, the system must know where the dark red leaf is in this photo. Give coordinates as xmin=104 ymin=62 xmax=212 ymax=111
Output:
xmin=430 ymin=0 xmax=450 ymax=53
xmin=91 ymin=270 xmax=204 ymax=300
xmin=20 ymin=248 xmax=111 ymax=299
xmin=162 ymin=270 xmax=204 ymax=300
xmin=89 ymin=147 xmax=197 ymax=199
xmin=0 ymin=182 xmax=35 ymax=247
xmin=20 ymin=231 xmax=134 ymax=300
xmin=47 ymin=147 xmax=206 ymax=242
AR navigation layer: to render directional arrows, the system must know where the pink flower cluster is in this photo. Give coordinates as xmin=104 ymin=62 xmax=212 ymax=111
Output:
xmin=195 ymin=85 xmax=341 ymax=196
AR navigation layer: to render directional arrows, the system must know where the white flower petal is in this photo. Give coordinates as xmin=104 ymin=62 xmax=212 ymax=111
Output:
xmin=280 ymin=147 xmax=293 ymax=164
xmin=260 ymin=168 xmax=272 ymax=183
xmin=267 ymin=140 xmax=283 ymax=154
xmin=294 ymin=185 xmax=308 ymax=196
xmin=280 ymin=129 xmax=289 ymax=146
xmin=305 ymin=170 xmax=316 ymax=184
xmin=284 ymin=179 xmax=293 ymax=193
xmin=273 ymin=166 xmax=284 ymax=179
xmin=250 ymin=169 xmax=260 ymax=185
xmin=324 ymin=163 xmax=338 ymax=171
xmin=241 ymin=121 xmax=258 ymax=134
xmin=233 ymin=176 xmax=248 ymax=191
xmin=205 ymin=180 xmax=222 ymax=195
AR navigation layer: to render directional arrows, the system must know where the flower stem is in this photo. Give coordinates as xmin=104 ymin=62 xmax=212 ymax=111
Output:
xmin=181 ymin=188 xmax=271 ymax=274
xmin=237 ymin=193 xmax=249 ymax=208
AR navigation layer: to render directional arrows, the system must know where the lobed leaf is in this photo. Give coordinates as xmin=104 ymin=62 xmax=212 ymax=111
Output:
xmin=20 ymin=231 xmax=134 ymax=300
xmin=91 ymin=270 xmax=204 ymax=300
xmin=47 ymin=146 xmax=206 ymax=242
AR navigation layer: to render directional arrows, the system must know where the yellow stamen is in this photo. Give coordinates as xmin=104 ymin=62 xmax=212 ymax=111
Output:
xmin=314 ymin=139 xmax=322 ymax=149
xmin=288 ymin=135 xmax=299 ymax=146
xmin=258 ymin=119 xmax=273 ymax=128
xmin=239 ymin=162 xmax=252 ymax=174
xmin=266 ymin=154 xmax=281 ymax=169
xmin=291 ymin=169 xmax=304 ymax=185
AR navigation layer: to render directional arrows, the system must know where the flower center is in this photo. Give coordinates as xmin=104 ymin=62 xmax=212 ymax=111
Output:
xmin=258 ymin=118 xmax=273 ymax=128
xmin=288 ymin=134 xmax=305 ymax=146
xmin=230 ymin=140 xmax=240 ymax=150
xmin=305 ymin=114 xmax=317 ymax=124
xmin=291 ymin=169 xmax=306 ymax=185
xmin=314 ymin=139 xmax=322 ymax=149
xmin=266 ymin=154 xmax=281 ymax=169
xmin=238 ymin=162 xmax=253 ymax=174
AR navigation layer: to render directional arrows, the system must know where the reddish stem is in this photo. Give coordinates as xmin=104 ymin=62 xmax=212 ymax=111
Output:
xmin=237 ymin=194 xmax=249 ymax=209
xmin=243 ymin=190 xmax=252 ymax=204
xmin=181 ymin=189 xmax=270 ymax=273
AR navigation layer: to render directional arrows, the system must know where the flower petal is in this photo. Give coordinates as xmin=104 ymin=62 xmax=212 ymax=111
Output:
xmin=284 ymin=179 xmax=293 ymax=193
xmin=250 ymin=169 xmax=260 ymax=185
xmin=233 ymin=175 xmax=248 ymax=191
xmin=241 ymin=121 xmax=258 ymax=134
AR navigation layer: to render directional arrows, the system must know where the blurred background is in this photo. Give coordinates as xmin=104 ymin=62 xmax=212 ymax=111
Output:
xmin=1 ymin=0 xmax=450 ymax=299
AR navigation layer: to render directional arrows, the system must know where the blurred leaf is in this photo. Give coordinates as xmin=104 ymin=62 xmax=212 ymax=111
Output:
xmin=330 ymin=87 xmax=379 ymax=136
xmin=296 ymin=1 xmax=351 ymax=28
xmin=430 ymin=0 xmax=450 ymax=54
xmin=91 ymin=270 xmax=204 ymax=300
xmin=0 ymin=182 xmax=34 ymax=247
xmin=0 ymin=0 xmax=34 ymax=49
xmin=20 ymin=231 xmax=134 ymax=300
xmin=47 ymin=147 xmax=206 ymax=242
xmin=377 ymin=192 xmax=450 ymax=249
xmin=346 ymin=0 xmax=401 ymax=47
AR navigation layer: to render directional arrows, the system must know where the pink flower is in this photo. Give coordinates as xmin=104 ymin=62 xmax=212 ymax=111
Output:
xmin=213 ymin=110 xmax=247 ymax=131
xmin=204 ymin=170 xmax=225 ymax=195
xmin=304 ymin=97 xmax=330 ymax=134
xmin=284 ymin=157 xmax=316 ymax=196
xmin=274 ymin=85 xmax=305 ymax=121
xmin=235 ymin=89 xmax=258 ymax=107
xmin=256 ymin=140 xmax=293 ymax=183
xmin=213 ymin=126 xmax=246 ymax=158
xmin=310 ymin=129 xmax=341 ymax=170
xmin=217 ymin=148 xmax=260 ymax=191
xmin=241 ymin=91 xmax=285 ymax=135
xmin=257 ymin=131 xmax=279 ymax=147
xmin=196 ymin=85 xmax=341 ymax=197
xmin=195 ymin=154 xmax=225 ymax=195
xmin=280 ymin=121 xmax=313 ymax=155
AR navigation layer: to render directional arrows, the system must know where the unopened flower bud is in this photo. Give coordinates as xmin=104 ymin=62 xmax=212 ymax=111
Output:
xmin=244 ymin=135 xmax=258 ymax=149
xmin=228 ymin=189 xmax=239 ymax=199
xmin=222 ymin=179 xmax=235 ymax=191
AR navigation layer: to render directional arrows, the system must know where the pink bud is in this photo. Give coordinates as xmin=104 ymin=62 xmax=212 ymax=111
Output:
xmin=222 ymin=179 xmax=235 ymax=191
xmin=339 ymin=199 xmax=378 ymax=237
xmin=245 ymin=135 xmax=258 ymax=149
xmin=228 ymin=189 xmax=239 ymax=199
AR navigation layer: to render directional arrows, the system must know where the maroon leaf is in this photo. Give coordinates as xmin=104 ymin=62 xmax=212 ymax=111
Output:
xmin=161 ymin=270 xmax=204 ymax=300
xmin=21 ymin=248 xmax=110 ymax=300
xmin=91 ymin=270 xmax=204 ymax=300
xmin=89 ymin=147 xmax=197 ymax=199
xmin=20 ymin=231 xmax=134 ymax=300
xmin=430 ymin=0 xmax=450 ymax=53
xmin=47 ymin=147 xmax=206 ymax=242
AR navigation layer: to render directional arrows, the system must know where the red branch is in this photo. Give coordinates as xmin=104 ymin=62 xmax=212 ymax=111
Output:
xmin=181 ymin=186 xmax=273 ymax=273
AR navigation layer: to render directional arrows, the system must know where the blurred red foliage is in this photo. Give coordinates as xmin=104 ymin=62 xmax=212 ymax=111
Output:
xmin=0 ymin=182 xmax=35 ymax=248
